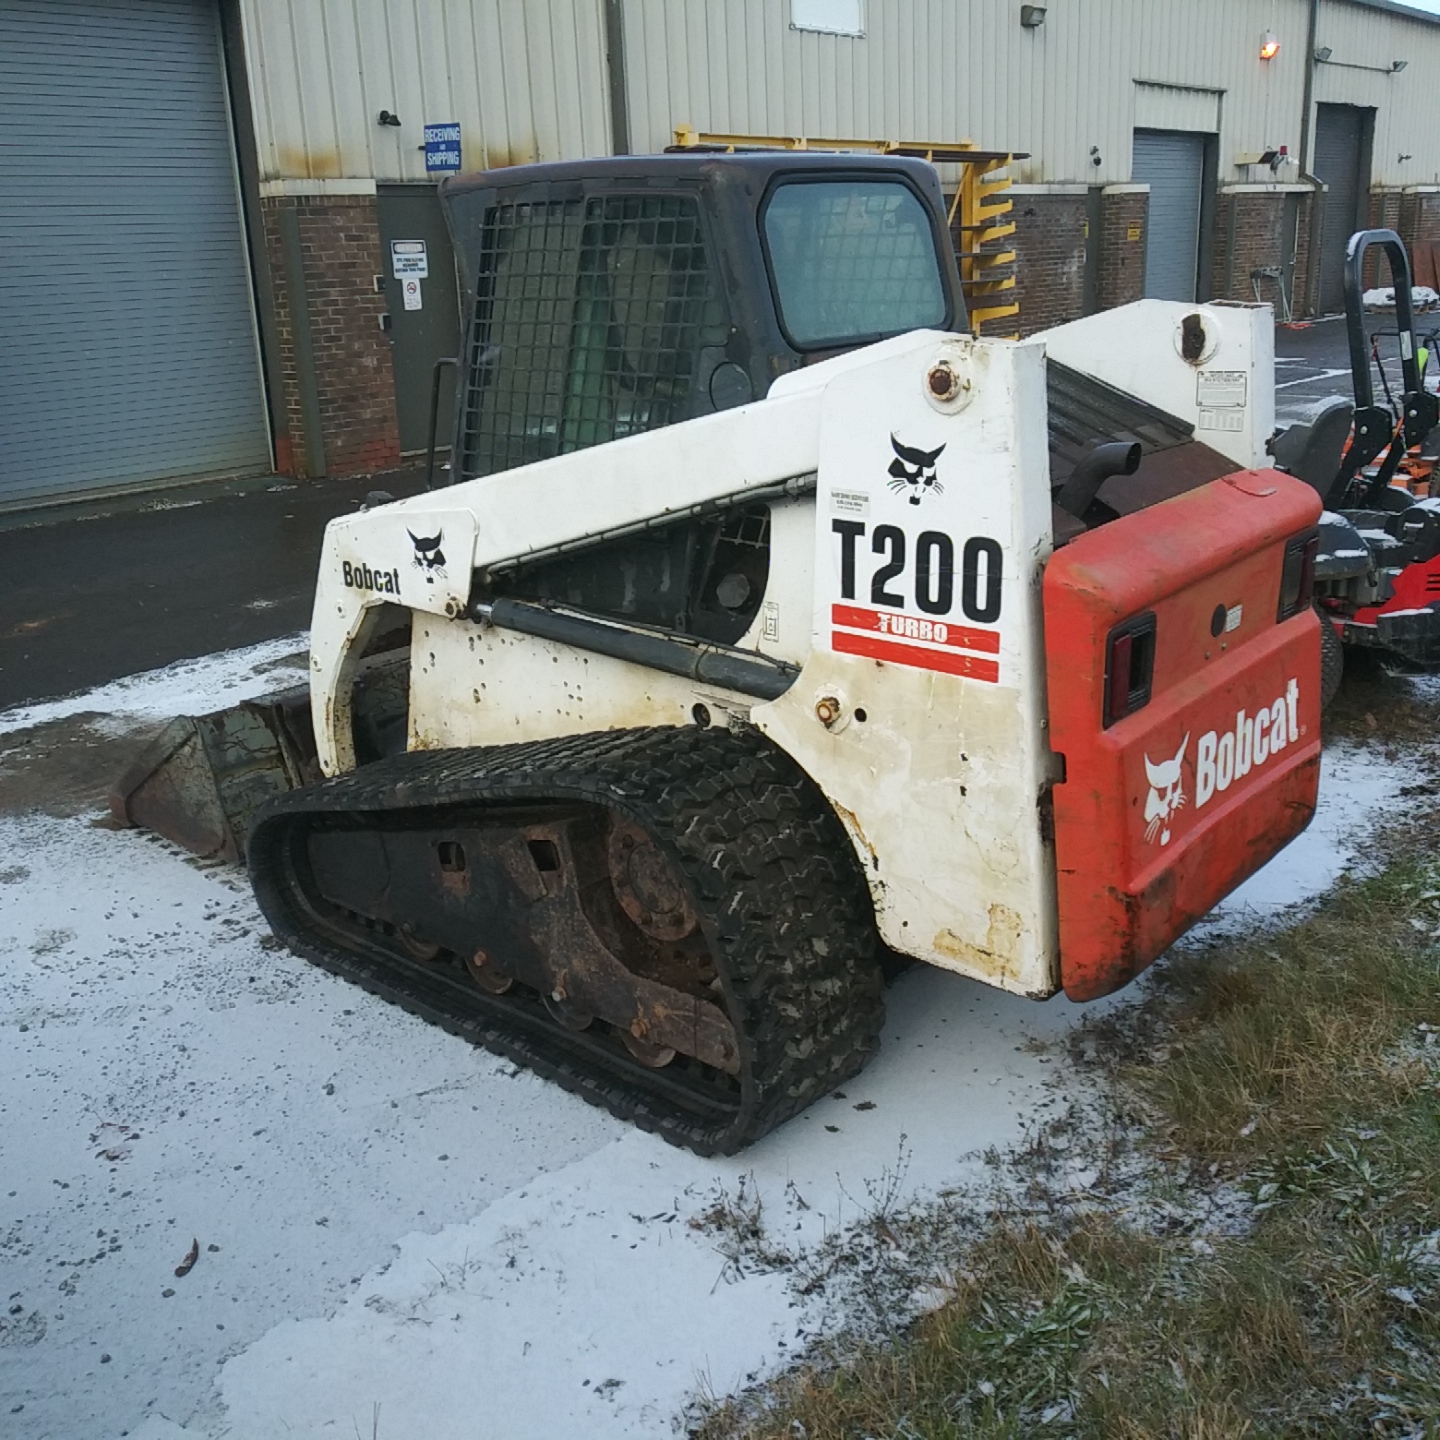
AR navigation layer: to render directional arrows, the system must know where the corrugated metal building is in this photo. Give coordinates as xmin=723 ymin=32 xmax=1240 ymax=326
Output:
xmin=4 ymin=0 xmax=1440 ymax=505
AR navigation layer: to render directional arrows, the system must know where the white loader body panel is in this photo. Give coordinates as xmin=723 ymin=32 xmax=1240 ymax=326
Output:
xmin=1040 ymin=300 xmax=1275 ymax=471
xmin=753 ymin=335 xmax=1058 ymax=993
xmin=307 ymin=330 xmax=1057 ymax=996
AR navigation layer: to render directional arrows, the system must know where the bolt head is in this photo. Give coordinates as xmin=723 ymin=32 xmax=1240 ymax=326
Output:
xmin=927 ymin=361 xmax=961 ymax=401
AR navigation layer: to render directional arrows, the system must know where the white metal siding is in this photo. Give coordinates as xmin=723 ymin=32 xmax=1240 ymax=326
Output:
xmin=234 ymin=1 xmax=1440 ymax=190
xmin=238 ymin=0 xmax=611 ymax=181
xmin=1133 ymin=82 xmax=1221 ymax=135
xmin=618 ymin=0 xmax=1440 ymax=188
xmin=0 ymin=0 xmax=271 ymax=507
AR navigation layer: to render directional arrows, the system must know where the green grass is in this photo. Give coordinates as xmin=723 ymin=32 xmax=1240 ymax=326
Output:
xmin=695 ymin=853 xmax=1440 ymax=1439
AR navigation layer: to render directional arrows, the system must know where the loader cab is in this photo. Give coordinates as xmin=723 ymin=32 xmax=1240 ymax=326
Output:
xmin=439 ymin=152 xmax=967 ymax=482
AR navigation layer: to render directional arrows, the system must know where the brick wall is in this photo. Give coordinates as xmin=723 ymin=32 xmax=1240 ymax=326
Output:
xmin=1211 ymin=191 xmax=1285 ymax=303
xmin=1010 ymin=192 xmax=1088 ymax=335
xmin=1364 ymin=190 xmax=1405 ymax=288
xmin=1400 ymin=191 xmax=1440 ymax=249
xmin=1097 ymin=190 xmax=1147 ymax=310
xmin=260 ymin=194 xmax=400 ymax=479
xmin=1291 ymin=190 xmax=1317 ymax=318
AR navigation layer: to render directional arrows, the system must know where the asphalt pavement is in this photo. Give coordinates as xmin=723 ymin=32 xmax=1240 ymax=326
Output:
xmin=0 ymin=466 xmax=427 ymax=712
xmin=1272 ymin=307 xmax=1431 ymax=425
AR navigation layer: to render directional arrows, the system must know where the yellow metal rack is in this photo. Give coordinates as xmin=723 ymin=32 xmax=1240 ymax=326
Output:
xmin=670 ymin=127 xmax=1027 ymax=339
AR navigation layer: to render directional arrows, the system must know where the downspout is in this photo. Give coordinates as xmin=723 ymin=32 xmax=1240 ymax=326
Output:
xmin=604 ymin=0 xmax=631 ymax=156
xmin=1298 ymin=0 xmax=1320 ymax=175
xmin=1296 ymin=0 xmax=1324 ymax=316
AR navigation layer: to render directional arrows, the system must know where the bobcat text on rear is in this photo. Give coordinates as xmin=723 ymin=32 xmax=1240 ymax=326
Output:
xmin=1197 ymin=678 xmax=1301 ymax=808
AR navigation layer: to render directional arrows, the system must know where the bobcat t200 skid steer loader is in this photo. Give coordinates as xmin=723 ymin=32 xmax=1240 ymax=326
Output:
xmin=114 ymin=153 xmax=1323 ymax=1153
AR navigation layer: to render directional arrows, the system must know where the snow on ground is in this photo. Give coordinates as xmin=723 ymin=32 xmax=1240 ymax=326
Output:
xmin=0 ymin=635 xmax=307 ymax=740
xmin=0 ymin=646 xmax=1420 ymax=1440
xmin=1189 ymin=739 xmax=1410 ymax=940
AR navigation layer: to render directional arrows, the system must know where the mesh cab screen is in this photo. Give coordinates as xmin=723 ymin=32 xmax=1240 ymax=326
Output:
xmin=458 ymin=193 xmax=727 ymax=478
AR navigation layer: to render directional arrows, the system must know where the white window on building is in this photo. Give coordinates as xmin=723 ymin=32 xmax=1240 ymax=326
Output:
xmin=791 ymin=0 xmax=864 ymax=38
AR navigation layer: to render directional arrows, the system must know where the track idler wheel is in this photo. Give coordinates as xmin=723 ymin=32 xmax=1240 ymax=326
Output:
xmin=607 ymin=819 xmax=697 ymax=941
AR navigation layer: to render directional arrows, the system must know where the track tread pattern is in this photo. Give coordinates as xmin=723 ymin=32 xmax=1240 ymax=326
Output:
xmin=247 ymin=727 xmax=884 ymax=1154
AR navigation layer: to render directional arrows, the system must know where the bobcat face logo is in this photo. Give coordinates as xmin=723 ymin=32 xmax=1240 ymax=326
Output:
xmin=887 ymin=435 xmax=947 ymax=505
xmin=1143 ymin=735 xmax=1189 ymax=846
xmin=409 ymin=530 xmax=446 ymax=585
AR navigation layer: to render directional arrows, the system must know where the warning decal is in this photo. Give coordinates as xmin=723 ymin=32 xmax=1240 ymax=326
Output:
xmin=830 ymin=603 xmax=1000 ymax=683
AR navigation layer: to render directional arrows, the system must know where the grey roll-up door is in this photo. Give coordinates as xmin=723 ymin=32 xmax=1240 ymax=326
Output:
xmin=1314 ymin=105 xmax=1367 ymax=315
xmin=1133 ymin=129 xmax=1207 ymax=303
xmin=0 ymin=0 xmax=270 ymax=509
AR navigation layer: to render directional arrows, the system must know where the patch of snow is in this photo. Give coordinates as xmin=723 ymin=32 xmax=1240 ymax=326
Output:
xmin=1363 ymin=285 xmax=1440 ymax=310
xmin=0 ymin=653 xmax=1421 ymax=1440
xmin=0 ymin=635 xmax=308 ymax=739
xmin=1190 ymin=740 xmax=1412 ymax=938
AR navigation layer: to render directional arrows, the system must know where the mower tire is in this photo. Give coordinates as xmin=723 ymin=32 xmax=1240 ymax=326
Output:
xmin=1319 ymin=605 xmax=1344 ymax=712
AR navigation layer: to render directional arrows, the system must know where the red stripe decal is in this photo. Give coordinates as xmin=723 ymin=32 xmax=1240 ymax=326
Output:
xmin=833 ymin=628 xmax=1001 ymax=682
xmin=831 ymin=603 xmax=1000 ymax=654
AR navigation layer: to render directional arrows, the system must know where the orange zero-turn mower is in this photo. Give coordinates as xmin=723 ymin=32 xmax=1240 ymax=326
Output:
xmin=1271 ymin=229 xmax=1440 ymax=669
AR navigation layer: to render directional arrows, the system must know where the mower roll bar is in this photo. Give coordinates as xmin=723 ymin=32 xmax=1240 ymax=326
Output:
xmin=1336 ymin=229 xmax=1440 ymax=503
xmin=1343 ymin=229 xmax=1423 ymax=411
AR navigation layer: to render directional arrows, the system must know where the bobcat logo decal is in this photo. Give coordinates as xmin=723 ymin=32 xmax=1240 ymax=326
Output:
xmin=887 ymin=435 xmax=946 ymax=505
xmin=409 ymin=530 xmax=446 ymax=585
xmin=1142 ymin=736 xmax=1189 ymax=846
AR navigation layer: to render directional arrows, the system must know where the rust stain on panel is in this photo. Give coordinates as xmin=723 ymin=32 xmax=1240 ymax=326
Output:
xmin=933 ymin=902 xmax=1025 ymax=981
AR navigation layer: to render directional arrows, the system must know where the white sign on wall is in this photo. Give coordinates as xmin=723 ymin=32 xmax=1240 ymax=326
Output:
xmin=391 ymin=240 xmax=428 ymax=279
xmin=402 ymin=277 xmax=423 ymax=311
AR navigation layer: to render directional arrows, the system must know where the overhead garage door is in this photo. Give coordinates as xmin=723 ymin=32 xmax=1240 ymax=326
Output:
xmin=0 ymin=0 xmax=270 ymax=509
xmin=1133 ymin=129 xmax=1207 ymax=303
xmin=1314 ymin=104 xmax=1369 ymax=315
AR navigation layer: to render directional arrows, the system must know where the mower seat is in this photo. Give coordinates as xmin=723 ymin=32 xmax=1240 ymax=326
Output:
xmin=1270 ymin=397 xmax=1355 ymax=507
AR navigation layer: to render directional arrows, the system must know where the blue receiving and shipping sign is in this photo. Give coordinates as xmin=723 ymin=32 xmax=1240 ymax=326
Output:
xmin=424 ymin=123 xmax=462 ymax=174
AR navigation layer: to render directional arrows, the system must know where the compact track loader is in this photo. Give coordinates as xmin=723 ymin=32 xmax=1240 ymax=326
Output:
xmin=114 ymin=153 xmax=1325 ymax=1153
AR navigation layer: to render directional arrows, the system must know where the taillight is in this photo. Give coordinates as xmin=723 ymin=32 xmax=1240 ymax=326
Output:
xmin=1278 ymin=531 xmax=1318 ymax=620
xmin=1103 ymin=613 xmax=1156 ymax=727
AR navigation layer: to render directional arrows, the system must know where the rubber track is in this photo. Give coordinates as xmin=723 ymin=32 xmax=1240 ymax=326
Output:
xmin=247 ymin=727 xmax=886 ymax=1155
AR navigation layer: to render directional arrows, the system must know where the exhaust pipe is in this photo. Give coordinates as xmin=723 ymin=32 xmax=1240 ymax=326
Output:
xmin=1055 ymin=440 xmax=1143 ymax=521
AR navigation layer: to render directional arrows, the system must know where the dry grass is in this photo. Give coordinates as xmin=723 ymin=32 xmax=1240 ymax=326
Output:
xmin=695 ymin=845 xmax=1440 ymax=1440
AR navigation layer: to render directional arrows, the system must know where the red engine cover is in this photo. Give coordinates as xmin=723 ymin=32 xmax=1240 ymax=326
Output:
xmin=1043 ymin=470 xmax=1323 ymax=1001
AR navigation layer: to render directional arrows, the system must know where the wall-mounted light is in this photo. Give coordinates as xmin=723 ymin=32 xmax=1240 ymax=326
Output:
xmin=377 ymin=110 xmax=402 ymax=127
xmin=1020 ymin=5 xmax=1046 ymax=27
xmin=1314 ymin=45 xmax=1333 ymax=62
xmin=1392 ymin=59 xmax=1408 ymax=72
xmin=1260 ymin=31 xmax=1280 ymax=60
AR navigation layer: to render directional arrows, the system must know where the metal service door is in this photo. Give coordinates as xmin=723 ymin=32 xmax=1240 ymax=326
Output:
xmin=0 ymin=0 xmax=271 ymax=509
xmin=376 ymin=185 xmax=463 ymax=456
xmin=1314 ymin=105 xmax=1370 ymax=315
xmin=1133 ymin=129 xmax=1207 ymax=303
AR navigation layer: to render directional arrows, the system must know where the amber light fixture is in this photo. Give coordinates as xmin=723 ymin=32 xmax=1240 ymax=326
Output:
xmin=1260 ymin=31 xmax=1281 ymax=60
